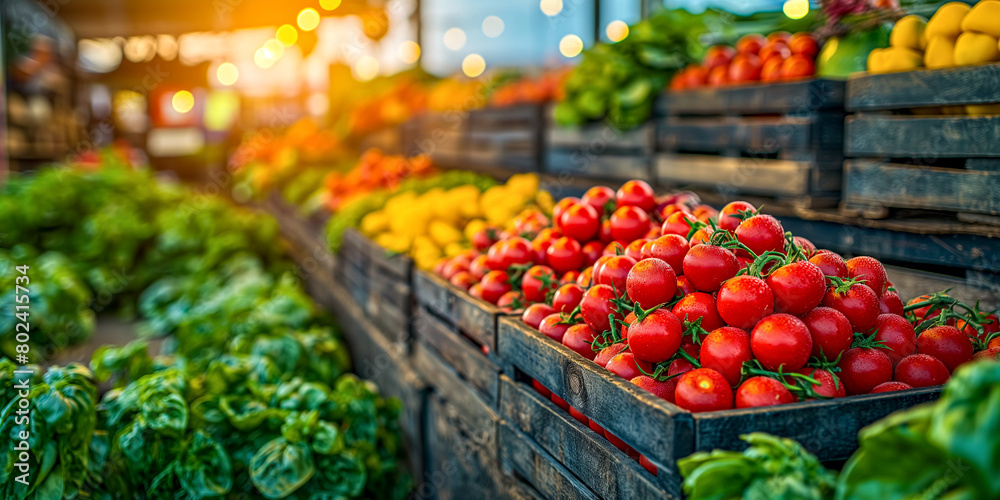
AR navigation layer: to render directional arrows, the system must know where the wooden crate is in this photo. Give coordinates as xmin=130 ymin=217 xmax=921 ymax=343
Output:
xmin=499 ymin=421 xmax=601 ymax=500
xmin=412 ymin=269 xmax=508 ymax=355
xmin=843 ymin=63 xmax=1000 ymax=219
xmin=496 ymin=316 xmax=942 ymax=489
xmin=338 ymin=228 xmax=413 ymax=346
xmin=466 ymin=104 xmax=545 ymax=172
xmin=655 ymin=79 xmax=846 ymax=208
xmin=263 ymin=192 xmax=335 ymax=277
xmin=544 ymin=119 xmax=654 ymax=181
xmin=401 ymin=113 xmax=469 ymax=166
xmin=414 ymin=307 xmax=501 ymax=408
xmin=499 ymin=375 xmax=670 ymax=499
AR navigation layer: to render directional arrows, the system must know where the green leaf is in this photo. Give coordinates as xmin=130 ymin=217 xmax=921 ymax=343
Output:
xmin=249 ymin=438 xmax=316 ymax=499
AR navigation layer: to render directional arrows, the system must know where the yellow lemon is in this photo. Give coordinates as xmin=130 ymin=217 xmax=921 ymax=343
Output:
xmin=961 ymin=0 xmax=1000 ymax=38
xmin=871 ymin=47 xmax=924 ymax=73
xmin=891 ymin=15 xmax=928 ymax=51
xmin=359 ymin=210 xmax=389 ymax=236
xmin=926 ymin=2 xmax=971 ymax=40
xmin=925 ymin=35 xmax=957 ymax=68
xmin=953 ymin=31 xmax=1000 ymax=65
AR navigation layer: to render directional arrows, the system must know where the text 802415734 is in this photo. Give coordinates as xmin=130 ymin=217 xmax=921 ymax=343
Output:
xmin=11 ymin=264 xmax=33 ymax=485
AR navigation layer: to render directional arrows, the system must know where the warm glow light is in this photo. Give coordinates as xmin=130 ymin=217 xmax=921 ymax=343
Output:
xmin=540 ymin=0 xmax=563 ymax=16
xmin=783 ymin=0 xmax=809 ymax=19
xmin=462 ymin=53 xmax=486 ymax=77
xmin=606 ymin=20 xmax=629 ymax=42
xmin=559 ymin=34 xmax=583 ymax=57
xmin=254 ymin=48 xmax=275 ymax=68
xmin=171 ymin=90 xmax=194 ymax=113
xmin=216 ymin=62 xmax=239 ymax=86
xmin=276 ymin=24 xmax=298 ymax=46
xmin=482 ymin=16 xmax=504 ymax=38
xmin=444 ymin=28 xmax=466 ymax=50
xmin=355 ymin=55 xmax=379 ymax=81
xmin=263 ymin=39 xmax=285 ymax=59
xmin=399 ymin=41 xmax=421 ymax=64
xmin=297 ymin=8 xmax=320 ymax=31
xmin=319 ymin=0 xmax=341 ymax=10
xmin=307 ymin=92 xmax=329 ymax=116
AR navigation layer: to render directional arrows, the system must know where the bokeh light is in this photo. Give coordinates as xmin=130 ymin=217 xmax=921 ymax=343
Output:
xmin=540 ymin=0 xmax=563 ymax=16
xmin=297 ymin=8 xmax=320 ymax=31
xmin=355 ymin=55 xmax=379 ymax=81
xmin=482 ymin=16 xmax=505 ymax=38
xmin=606 ymin=20 xmax=629 ymax=42
xmin=171 ymin=90 xmax=194 ymax=113
xmin=276 ymin=24 xmax=298 ymax=46
xmin=462 ymin=54 xmax=486 ymax=77
xmin=216 ymin=62 xmax=239 ymax=86
xmin=559 ymin=34 xmax=583 ymax=57
xmin=319 ymin=0 xmax=341 ymax=10
xmin=399 ymin=41 xmax=421 ymax=64
xmin=444 ymin=28 xmax=467 ymax=50
xmin=783 ymin=0 xmax=809 ymax=19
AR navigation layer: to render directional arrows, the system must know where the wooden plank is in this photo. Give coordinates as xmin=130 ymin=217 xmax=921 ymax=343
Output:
xmin=425 ymin=394 xmax=502 ymax=500
xmin=655 ymin=153 xmax=839 ymax=197
xmin=413 ymin=341 xmax=499 ymax=428
xmin=846 ymin=115 xmax=1000 ymax=158
xmin=469 ymin=104 xmax=543 ymax=130
xmin=416 ymin=307 xmax=501 ymax=407
xmin=413 ymin=269 xmax=457 ymax=319
xmin=340 ymin=262 xmax=371 ymax=313
xmin=499 ymin=422 xmax=601 ymax=500
xmin=658 ymin=113 xmax=844 ymax=154
xmin=500 ymin=376 xmax=673 ymax=500
xmin=496 ymin=317 xmax=694 ymax=488
xmin=454 ymin=289 xmax=504 ymax=352
xmin=547 ymin=122 xmax=653 ymax=151
xmin=847 ymin=63 xmax=1000 ymax=111
xmin=546 ymin=150 xmax=652 ymax=181
xmin=885 ymin=265 xmax=1000 ymax=314
xmin=692 ymin=387 xmax=940 ymax=460
xmin=662 ymin=79 xmax=846 ymax=115
xmin=843 ymin=159 xmax=1000 ymax=215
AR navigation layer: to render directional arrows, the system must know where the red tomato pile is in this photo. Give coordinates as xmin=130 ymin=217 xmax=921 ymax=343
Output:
xmin=670 ymin=31 xmax=820 ymax=90
xmin=433 ymin=179 xmax=999 ymax=468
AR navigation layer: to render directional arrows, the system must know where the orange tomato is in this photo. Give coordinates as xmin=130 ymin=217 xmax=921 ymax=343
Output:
xmin=736 ymin=34 xmax=767 ymax=55
xmin=767 ymin=31 xmax=791 ymax=43
xmin=759 ymin=41 xmax=791 ymax=62
xmin=683 ymin=65 xmax=710 ymax=88
xmin=728 ymin=53 xmax=762 ymax=83
xmin=788 ymin=33 xmax=820 ymax=58
xmin=780 ymin=55 xmax=816 ymax=80
xmin=761 ymin=56 xmax=786 ymax=82
xmin=703 ymin=45 xmax=737 ymax=70
xmin=708 ymin=65 xmax=730 ymax=87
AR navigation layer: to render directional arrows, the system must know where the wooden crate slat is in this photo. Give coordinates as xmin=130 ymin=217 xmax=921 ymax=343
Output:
xmin=496 ymin=317 xmax=694 ymax=482
xmin=500 ymin=376 xmax=672 ymax=500
xmin=413 ymin=341 xmax=499 ymax=431
xmin=846 ymin=115 xmax=1000 ymax=158
xmin=426 ymin=394 xmax=503 ymax=500
xmin=843 ymin=159 xmax=1000 ymax=215
xmin=454 ymin=290 xmax=504 ymax=351
xmin=655 ymin=153 xmax=824 ymax=196
xmin=546 ymin=150 xmax=652 ymax=181
xmin=546 ymin=122 xmax=653 ymax=151
xmin=413 ymin=270 xmax=457 ymax=319
xmin=416 ymin=307 xmax=501 ymax=407
xmin=499 ymin=422 xmax=601 ymax=500
xmin=663 ymin=79 xmax=846 ymax=115
xmin=847 ymin=63 xmax=1000 ymax=111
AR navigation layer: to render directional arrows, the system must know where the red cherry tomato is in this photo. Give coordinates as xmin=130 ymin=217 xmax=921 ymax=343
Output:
xmin=676 ymin=276 xmax=696 ymax=297
xmin=580 ymin=284 xmax=621 ymax=334
xmin=602 ymin=241 xmax=628 ymax=257
xmin=728 ymin=53 xmax=762 ymax=83
xmin=610 ymin=206 xmax=651 ymax=242
xmin=495 ymin=237 xmax=535 ymax=270
xmin=837 ymin=347 xmax=893 ymax=395
xmin=581 ymin=185 xmax=616 ymax=215
xmin=661 ymin=211 xmax=699 ymax=238
xmin=628 ymin=309 xmax=684 ymax=364
xmin=870 ymin=381 xmax=913 ymax=393
xmin=552 ymin=283 xmax=585 ymax=314
xmin=521 ymin=303 xmax=555 ymax=329
xmin=916 ymin=325 xmax=973 ymax=372
xmin=761 ymin=55 xmax=786 ymax=82
xmin=576 ymin=266 xmax=593 ymax=288
xmin=538 ymin=313 xmax=570 ymax=342
xmin=822 ymin=282 xmax=880 ymax=332
xmin=552 ymin=197 xmax=581 ymax=229
xmin=787 ymin=32 xmax=819 ymax=57
xmin=767 ymin=261 xmax=826 ymax=315
xmin=750 ymin=314 xmax=813 ymax=371
xmin=708 ymin=65 xmax=729 ymax=86
xmin=795 ymin=368 xmax=846 ymax=398
xmin=624 ymin=239 xmax=648 ymax=262
xmin=717 ymin=201 xmax=756 ymax=231
xmin=879 ymin=290 xmax=905 ymax=316
xmin=645 ymin=234 xmax=689 ymax=272
xmin=450 ymin=271 xmax=478 ymax=290
xmin=759 ymin=41 xmax=791 ymax=62
xmin=546 ymin=236 xmax=584 ymax=274
xmin=672 ymin=292 xmax=725 ymax=332
xmin=767 ymin=31 xmax=791 ymax=43
xmin=675 ymin=368 xmax=734 ymax=412
xmin=468 ymin=254 xmax=490 ymax=280
xmin=497 ymin=290 xmax=525 ymax=313
xmin=595 ymin=255 xmax=637 ymax=295
xmin=846 ymin=256 xmax=888 ymax=298
xmin=479 ymin=270 xmax=512 ymax=304
xmin=581 ymin=241 xmax=603 ymax=266
xmin=682 ymin=244 xmax=739 ymax=293
xmin=682 ymin=65 xmax=710 ymax=88
xmin=562 ymin=324 xmax=600 ymax=360
xmin=894 ymin=354 xmax=950 ymax=388
xmin=559 ymin=202 xmax=600 ymax=242
xmin=606 ymin=353 xmax=653 ymax=380
xmin=736 ymin=376 xmax=794 ymax=408
xmin=872 ymin=313 xmax=917 ymax=365
xmin=700 ymin=326 xmax=752 ymax=387
xmin=735 ymin=214 xmax=785 ymax=257
xmin=594 ymin=342 xmax=628 ymax=367
xmin=631 ymin=375 xmax=676 ymax=403
xmin=716 ymin=275 xmax=775 ymax=330
xmin=472 ymin=227 xmax=500 ymax=251
xmin=616 ymin=180 xmax=656 ymax=212
xmin=468 ymin=283 xmax=485 ymax=299
xmin=522 ymin=265 xmax=558 ymax=303
xmin=440 ymin=259 xmax=469 ymax=280
xmin=802 ymin=307 xmax=853 ymax=361
xmin=809 ymin=251 xmax=849 ymax=278
xmin=626 ymin=258 xmax=677 ymax=310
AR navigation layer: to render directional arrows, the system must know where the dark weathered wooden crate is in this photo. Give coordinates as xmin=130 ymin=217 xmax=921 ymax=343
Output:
xmin=414 ymin=307 xmax=501 ymax=408
xmin=338 ymin=229 xmax=413 ymax=345
xmin=264 ymin=192 xmax=335 ymax=277
xmin=544 ymin=120 xmax=654 ymax=181
xmin=400 ymin=113 xmax=469 ymax=166
xmin=412 ymin=269 xmax=507 ymax=354
xmin=500 ymin=375 xmax=670 ymax=499
xmin=655 ymin=79 xmax=846 ymax=208
xmin=499 ymin=421 xmax=600 ymax=500
xmin=843 ymin=63 xmax=1000 ymax=219
xmin=466 ymin=104 xmax=545 ymax=172
xmin=496 ymin=317 xmax=942 ymax=488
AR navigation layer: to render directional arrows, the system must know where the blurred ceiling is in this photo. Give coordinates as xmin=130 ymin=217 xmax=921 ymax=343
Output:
xmin=54 ymin=0 xmax=383 ymax=38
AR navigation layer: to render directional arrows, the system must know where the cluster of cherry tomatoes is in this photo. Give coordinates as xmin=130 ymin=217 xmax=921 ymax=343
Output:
xmin=432 ymin=179 xmax=1000 ymax=469
xmin=670 ymin=31 xmax=820 ymax=90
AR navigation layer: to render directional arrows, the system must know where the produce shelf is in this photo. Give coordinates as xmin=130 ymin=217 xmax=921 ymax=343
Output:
xmin=544 ymin=118 xmax=655 ymax=182
xmin=340 ymin=228 xmax=414 ymax=347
